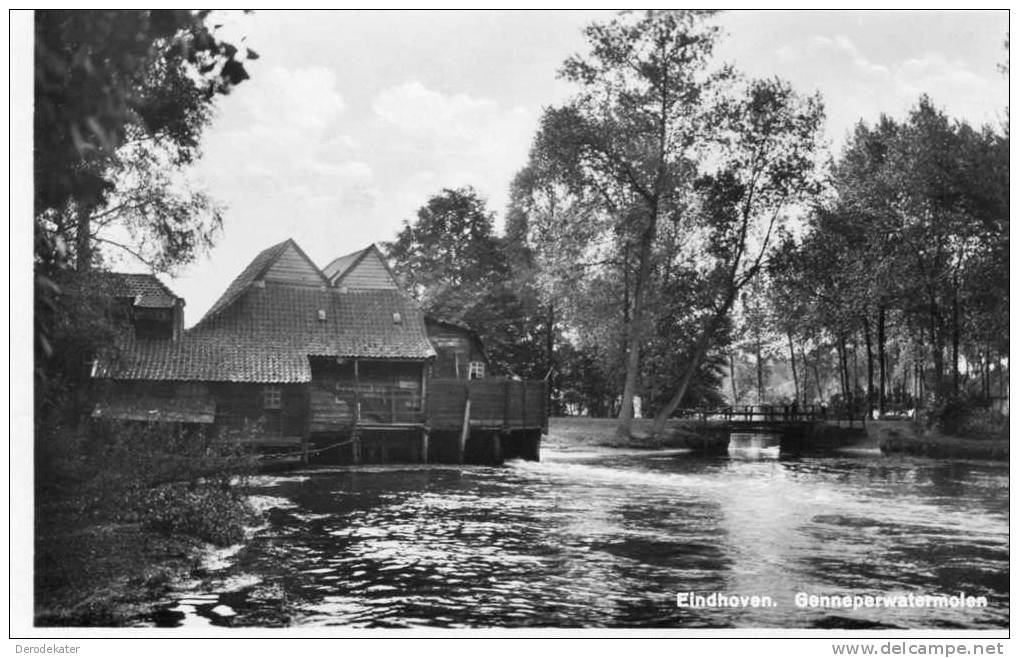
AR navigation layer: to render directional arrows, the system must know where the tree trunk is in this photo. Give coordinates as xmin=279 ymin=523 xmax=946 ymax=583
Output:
xmin=801 ymin=346 xmax=817 ymax=405
xmin=650 ymin=333 xmax=711 ymax=435
xmin=755 ymin=334 xmax=764 ymax=404
xmin=650 ymin=303 xmax=732 ymax=436
xmin=616 ymin=225 xmax=655 ymax=437
xmin=928 ymin=301 xmax=944 ymax=402
xmin=75 ymin=206 xmax=92 ymax=272
xmin=729 ymin=349 xmax=738 ymax=406
xmin=787 ymin=331 xmax=799 ymax=406
xmin=851 ymin=337 xmax=860 ymax=401
xmin=863 ymin=315 xmax=875 ymax=415
xmin=546 ymin=301 xmax=555 ymax=414
xmin=837 ymin=334 xmax=850 ymax=408
xmin=951 ymin=282 xmax=960 ymax=395
xmin=983 ymin=339 xmax=991 ymax=398
xmin=877 ymin=305 xmax=886 ymax=415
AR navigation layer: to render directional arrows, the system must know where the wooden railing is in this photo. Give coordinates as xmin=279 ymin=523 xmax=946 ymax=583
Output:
xmin=309 ymin=384 xmax=423 ymax=431
xmin=308 ymin=379 xmax=547 ymax=432
xmin=675 ymin=404 xmax=864 ymax=425
xmin=426 ymin=378 xmax=546 ymax=431
xmin=336 ymin=386 xmax=423 ymax=425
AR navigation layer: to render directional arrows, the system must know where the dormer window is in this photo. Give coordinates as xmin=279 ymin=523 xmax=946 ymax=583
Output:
xmin=133 ymin=306 xmax=174 ymax=340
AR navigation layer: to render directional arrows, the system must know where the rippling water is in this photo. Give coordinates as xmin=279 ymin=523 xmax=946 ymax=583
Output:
xmin=148 ymin=446 xmax=1009 ymax=629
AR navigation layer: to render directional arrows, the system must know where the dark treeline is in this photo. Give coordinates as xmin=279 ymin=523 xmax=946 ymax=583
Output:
xmin=762 ymin=97 xmax=1009 ymax=422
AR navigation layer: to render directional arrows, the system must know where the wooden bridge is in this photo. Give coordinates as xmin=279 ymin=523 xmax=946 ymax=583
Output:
xmin=675 ymin=404 xmax=865 ymax=432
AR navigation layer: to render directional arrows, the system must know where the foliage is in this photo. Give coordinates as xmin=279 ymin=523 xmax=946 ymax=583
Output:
xmin=928 ymin=394 xmax=1008 ymax=441
xmin=139 ymin=485 xmax=254 ymax=546
xmin=35 ymin=11 xmax=252 ymax=405
xmin=76 ymin=139 xmax=225 ymax=273
xmin=36 ymin=418 xmax=259 ymax=514
xmin=767 ymin=96 xmax=1008 ymax=415
xmin=386 ymin=187 xmax=549 ymax=378
xmin=34 ymin=10 xmax=253 ymax=215
xmin=554 ymin=342 xmax=621 ymax=417
xmin=33 ymin=271 xmax=128 ymax=424
xmin=530 ymin=10 xmax=729 ymax=434
xmin=647 ymin=76 xmax=825 ymax=432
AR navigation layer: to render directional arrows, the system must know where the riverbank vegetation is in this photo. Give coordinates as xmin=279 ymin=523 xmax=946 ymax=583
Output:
xmin=33 ymin=11 xmax=258 ymax=625
xmin=545 ymin=416 xmax=730 ymax=452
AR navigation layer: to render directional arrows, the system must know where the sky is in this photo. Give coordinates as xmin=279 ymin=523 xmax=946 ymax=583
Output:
xmin=108 ymin=10 xmax=1009 ymax=326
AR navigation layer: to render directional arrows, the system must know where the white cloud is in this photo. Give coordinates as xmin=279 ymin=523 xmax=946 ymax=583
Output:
xmin=808 ymin=35 xmax=892 ymax=80
xmin=174 ymin=64 xmax=383 ymax=321
xmin=369 ymin=81 xmax=538 ymax=218
xmin=775 ymin=34 xmax=1004 ymax=148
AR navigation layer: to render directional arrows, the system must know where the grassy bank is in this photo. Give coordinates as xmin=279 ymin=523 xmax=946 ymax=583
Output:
xmin=34 ymin=421 xmax=261 ymax=626
xmin=34 ymin=504 xmax=206 ymax=626
xmin=546 ymin=416 xmax=730 ymax=453
xmin=869 ymin=420 xmax=1009 ymax=461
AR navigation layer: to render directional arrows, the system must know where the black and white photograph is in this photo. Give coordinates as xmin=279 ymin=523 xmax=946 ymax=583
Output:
xmin=13 ymin=7 xmax=1010 ymax=644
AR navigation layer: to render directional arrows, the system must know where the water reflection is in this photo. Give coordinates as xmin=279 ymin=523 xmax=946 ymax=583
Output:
xmin=147 ymin=450 xmax=1009 ymax=629
xmin=728 ymin=432 xmax=781 ymax=459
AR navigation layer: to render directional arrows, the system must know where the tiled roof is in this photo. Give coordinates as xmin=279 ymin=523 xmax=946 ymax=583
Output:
xmin=322 ymin=246 xmax=367 ymax=282
xmin=200 ymin=239 xmax=293 ymax=322
xmin=96 ymin=272 xmax=179 ymax=308
xmin=99 ymin=283 xmax=435 ymax=383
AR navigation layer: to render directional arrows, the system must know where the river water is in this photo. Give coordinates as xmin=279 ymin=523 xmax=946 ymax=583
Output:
xmin=148 ymin=445 xmax=1008 ymax=629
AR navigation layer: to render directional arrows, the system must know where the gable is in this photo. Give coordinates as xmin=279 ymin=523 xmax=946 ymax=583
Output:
xmin=198 ymin=239 xmax=328 ymax=327
xmin=263 ymin=242 xmax=326 ymax=286
xmin=334 ymin=247 xmax=399 ymax=290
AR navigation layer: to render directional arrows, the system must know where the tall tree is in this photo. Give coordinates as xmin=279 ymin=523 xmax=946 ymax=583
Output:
xmin=650 ymin=78 xmax=824 ymax=435
xmin=531 ymin=10 xmax=729 ymax=437
xmin=34 ymin=10 xmax=253 ymax=390
xmin=386 ymin=187 xmax=547 ymax=378
xmin=35 ymin=10 xmax=253 ymax=267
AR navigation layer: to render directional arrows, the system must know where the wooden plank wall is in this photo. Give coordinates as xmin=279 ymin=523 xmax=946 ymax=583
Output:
xmin=263 ymin=243 xmax=324 ymax=286
xmin=308 ymin=386 xmax=353 ymax=432
xmin=340 ymin=251 xmax=398 ymax=289
xmin=426 ymin=378 xmax=545 ymax=430
xmin=426 ymin=379 xmax=468 ymax=428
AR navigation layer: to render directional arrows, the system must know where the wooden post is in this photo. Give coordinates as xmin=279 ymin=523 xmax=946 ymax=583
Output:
xmin=352 ymin=394 xmax=362 ymax=464
xmin=301 ymin=385 xmax=311 ymax=464
xmin=492 ymin=432 xmax=502 ymax=465
xmin=459 ymin=397 xmax=471 ymax=464
xmin=521 ymin=380 xmax=527 ymax=429
xmin=421 ymin=362 xmax=428 ymax=423
xmin=541 ymin=380 xmax=548 ymax=434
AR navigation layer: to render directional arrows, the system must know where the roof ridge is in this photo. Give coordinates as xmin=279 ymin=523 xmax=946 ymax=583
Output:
xmin=195 ymin=238 xmax=294 ymax=328
xmin=323 ymin=245 xmax=372 ymax=283
xmin=96 ymin=270 xmax=181 ymax=306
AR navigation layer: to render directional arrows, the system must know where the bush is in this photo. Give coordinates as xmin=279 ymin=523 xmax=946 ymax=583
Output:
xmin=138 ymin=484 xmax=254 ymax=546
xmin=931 ymin=394 xmax=1008 ymax=441
xmin=36 ymin=417 xmax=261 ymax=524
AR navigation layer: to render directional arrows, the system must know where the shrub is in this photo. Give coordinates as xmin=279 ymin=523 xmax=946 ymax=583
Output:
xmin=36 ymin=417 xmax=261 ymax=525
xmin=138 ymin=484 xmax=254 ymax=546
xmin=931 ymin=393 xmax=1008 ymax=441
